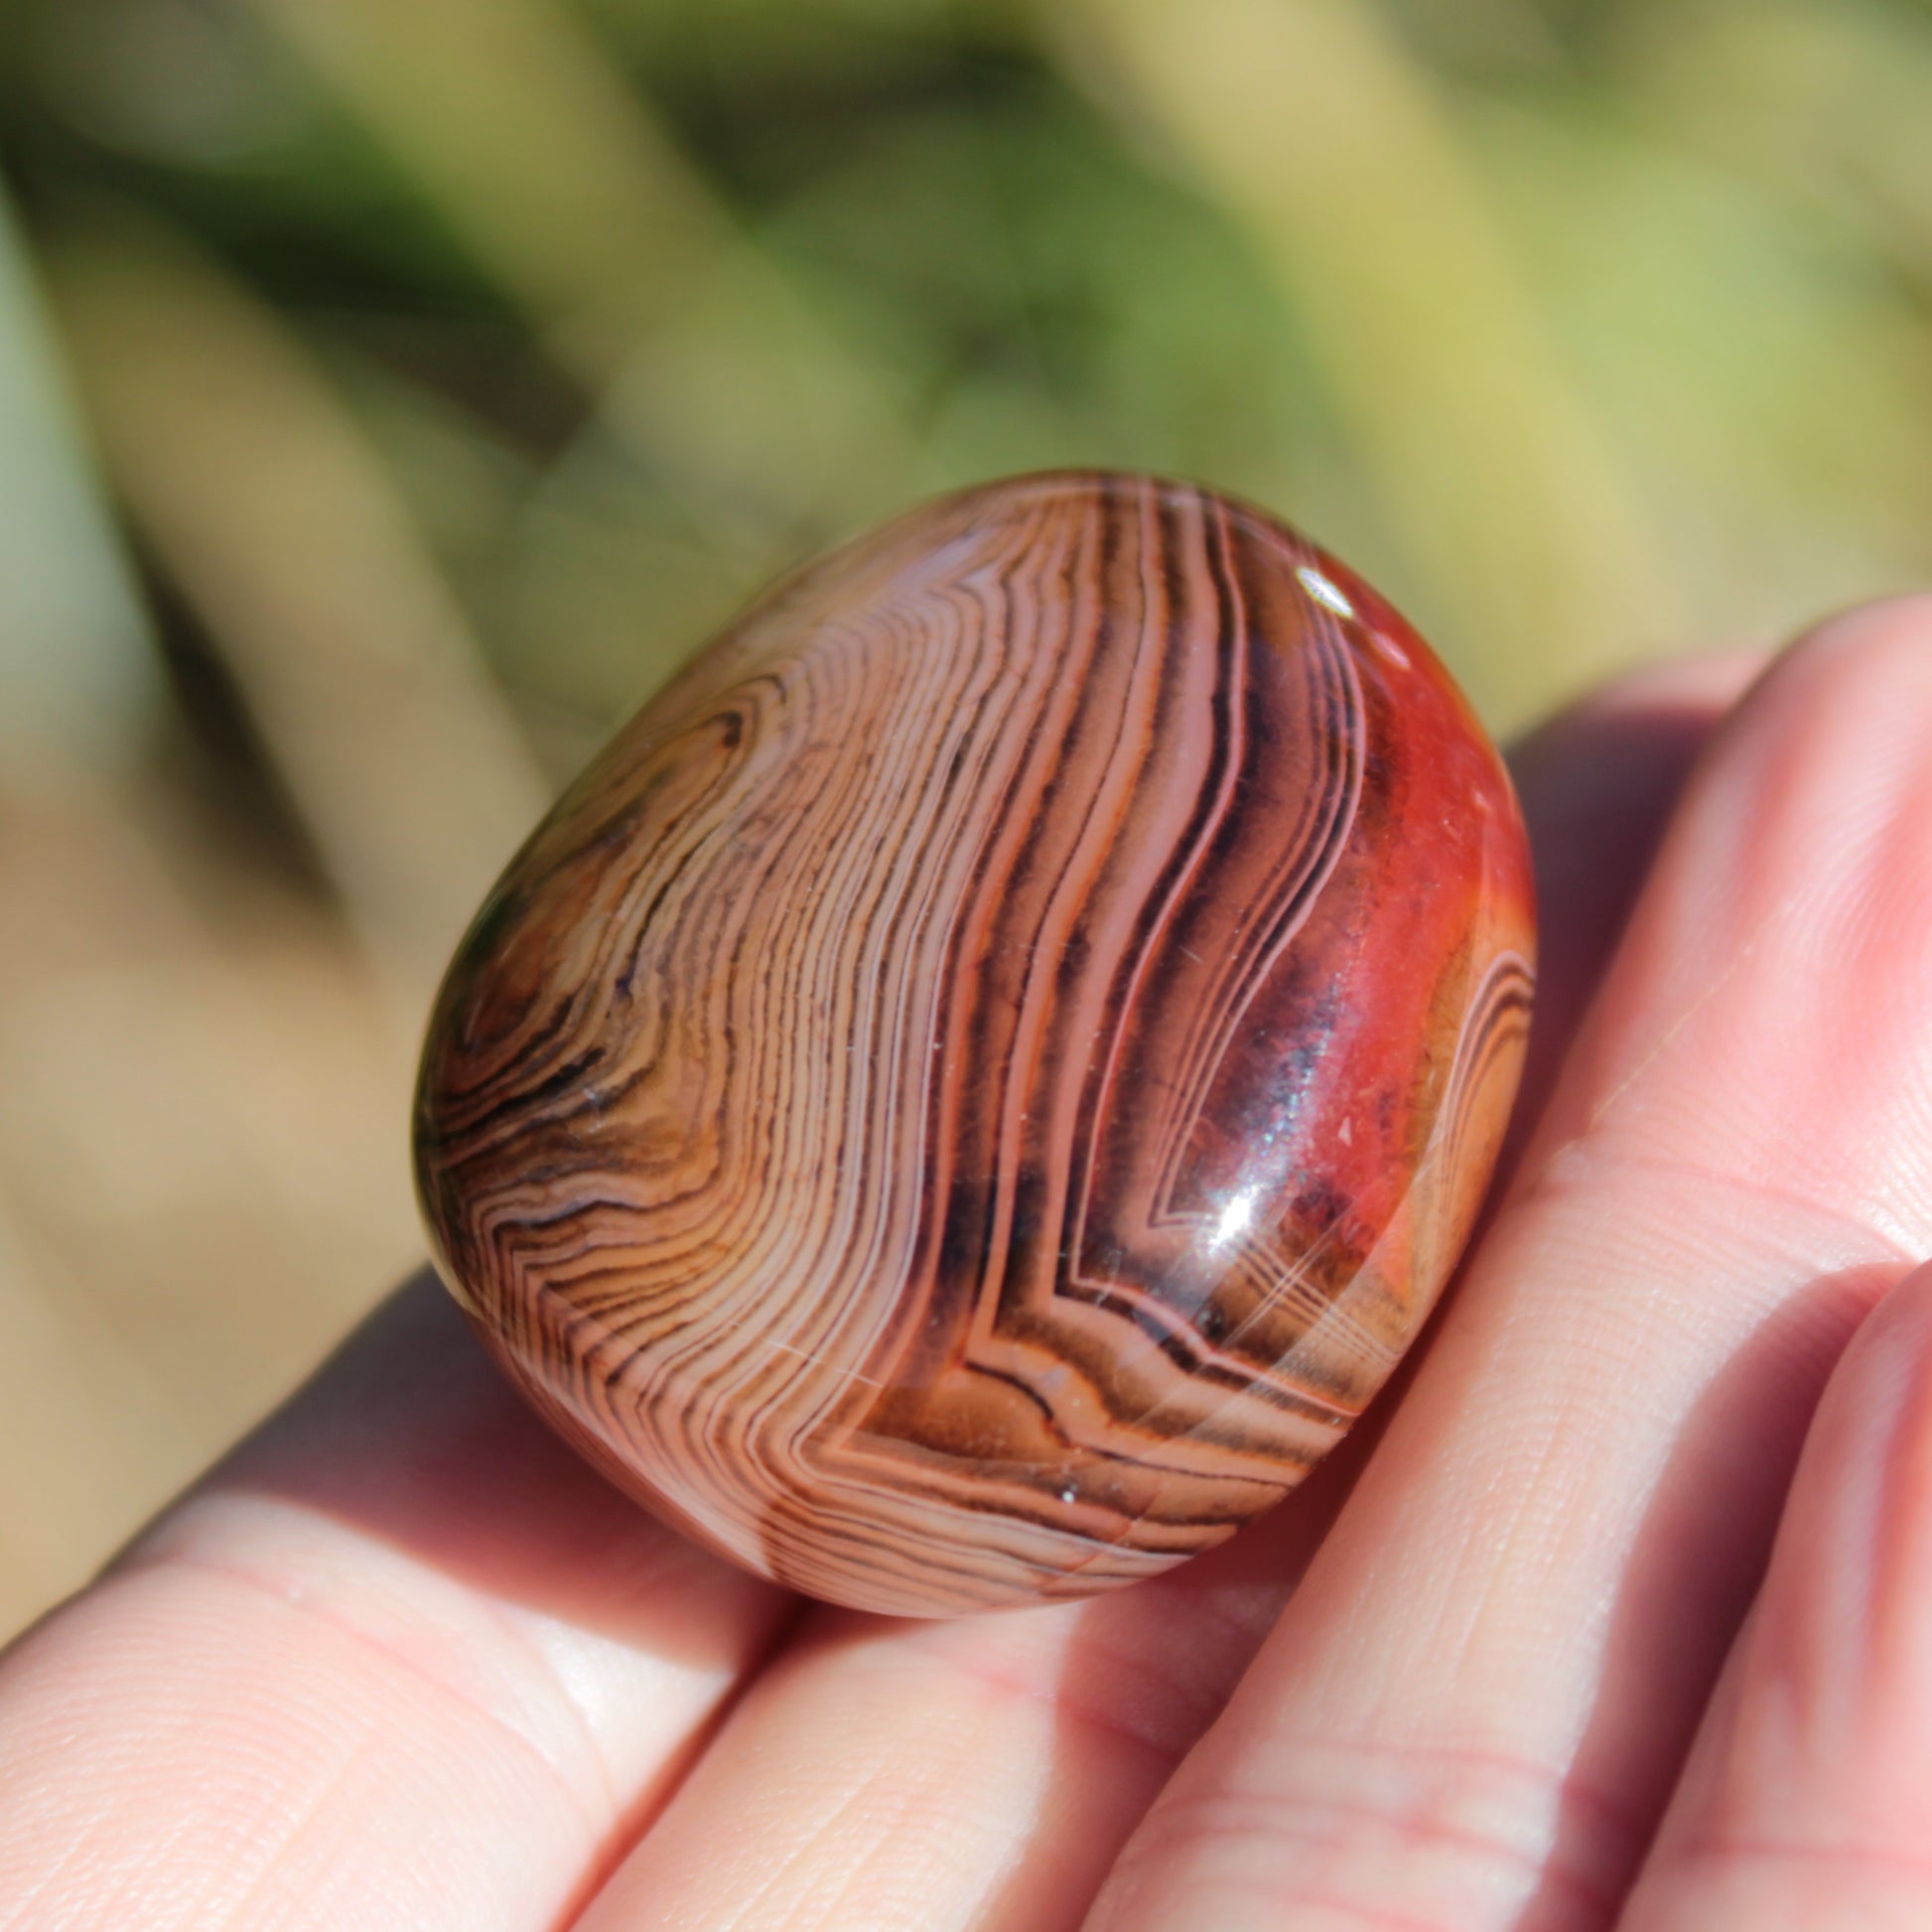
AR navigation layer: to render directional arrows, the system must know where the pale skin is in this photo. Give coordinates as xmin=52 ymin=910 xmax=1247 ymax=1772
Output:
xmin=5 ymin=601 xmax=1932 ymax=1932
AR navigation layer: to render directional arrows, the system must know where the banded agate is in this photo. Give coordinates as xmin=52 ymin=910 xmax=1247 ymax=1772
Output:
xmin=414 ymin=473 xmax=1535 ymax=1615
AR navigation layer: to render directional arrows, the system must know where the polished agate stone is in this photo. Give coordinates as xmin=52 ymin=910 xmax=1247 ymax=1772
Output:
xmin=413 ymin=473 xmax=1535 ymax=1615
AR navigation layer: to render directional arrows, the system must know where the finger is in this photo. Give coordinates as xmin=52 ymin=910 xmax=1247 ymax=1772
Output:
xmin=568 ymin=1507 xmax=1319 ymax=1932
xmin=0 ymin=1273 xmax=793 ymax=1932
xmin=555 ymin=652 xmax=1757 ymax=1932
xmin=1498 ymin=649 xmax=1767 ymax=1184
xmin=1619 ymin=1260 xmax=1932 ymax=1932
xmin=1082 ymin=601 xmax=1932 ymax=1932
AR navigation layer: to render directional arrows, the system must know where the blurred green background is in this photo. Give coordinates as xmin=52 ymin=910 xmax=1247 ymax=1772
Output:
xmin=2 ymin=0 xmax=1930 ymax=1638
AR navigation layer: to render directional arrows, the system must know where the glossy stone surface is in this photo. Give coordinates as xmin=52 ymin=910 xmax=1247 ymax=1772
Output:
xmin=414 ymin=473 xmax=1535 ymax=1615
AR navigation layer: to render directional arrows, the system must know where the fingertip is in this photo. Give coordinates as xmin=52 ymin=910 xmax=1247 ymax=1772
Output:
xmin=1683 ymin=594 xmax=1932 ymax=888
xmin=1780 ymin=1255 xmax=1932 ymax=1649
xmin=1619 ymin=1256 xmax=1932 ymax=1929
xmin=1829 ymin=1256 xmax=1932 ymax=1410
xmin=1519 ymin=598 xmax=1932 ymax=1260
xmin=1774 ymin=1255 xmax=1932 ymax=1590
xmin=1753 ymin=591 xmax=1932 ymax=690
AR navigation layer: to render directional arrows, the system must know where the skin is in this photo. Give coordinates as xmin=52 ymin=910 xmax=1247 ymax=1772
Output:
xmin=4 ymin=598 xmax=1932 ymax=1931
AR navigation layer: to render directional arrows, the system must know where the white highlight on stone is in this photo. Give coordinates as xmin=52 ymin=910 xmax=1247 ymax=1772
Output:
xmin=1212 ymin=1189 xmax=1257 ymax=1249
xmin=1297 ymin=565 xmax=1356 ymax=621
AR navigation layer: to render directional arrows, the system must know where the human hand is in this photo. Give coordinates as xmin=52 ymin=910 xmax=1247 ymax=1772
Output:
xmin=4 ymin=603 xmax=1930 ymax=1932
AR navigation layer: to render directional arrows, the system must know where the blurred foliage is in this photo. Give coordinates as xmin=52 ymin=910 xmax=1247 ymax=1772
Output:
xmin=6 ymin=0 xmax=1932 ymax=911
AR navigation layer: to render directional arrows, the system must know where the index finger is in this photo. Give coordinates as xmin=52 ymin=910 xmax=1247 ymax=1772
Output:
xmin=0 ymin=1272 xmax=793 ymax=1932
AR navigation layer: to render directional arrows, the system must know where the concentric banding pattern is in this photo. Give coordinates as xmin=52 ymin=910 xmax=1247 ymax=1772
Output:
xmin=415 ymin=473 xmax=1536 ymax=1615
